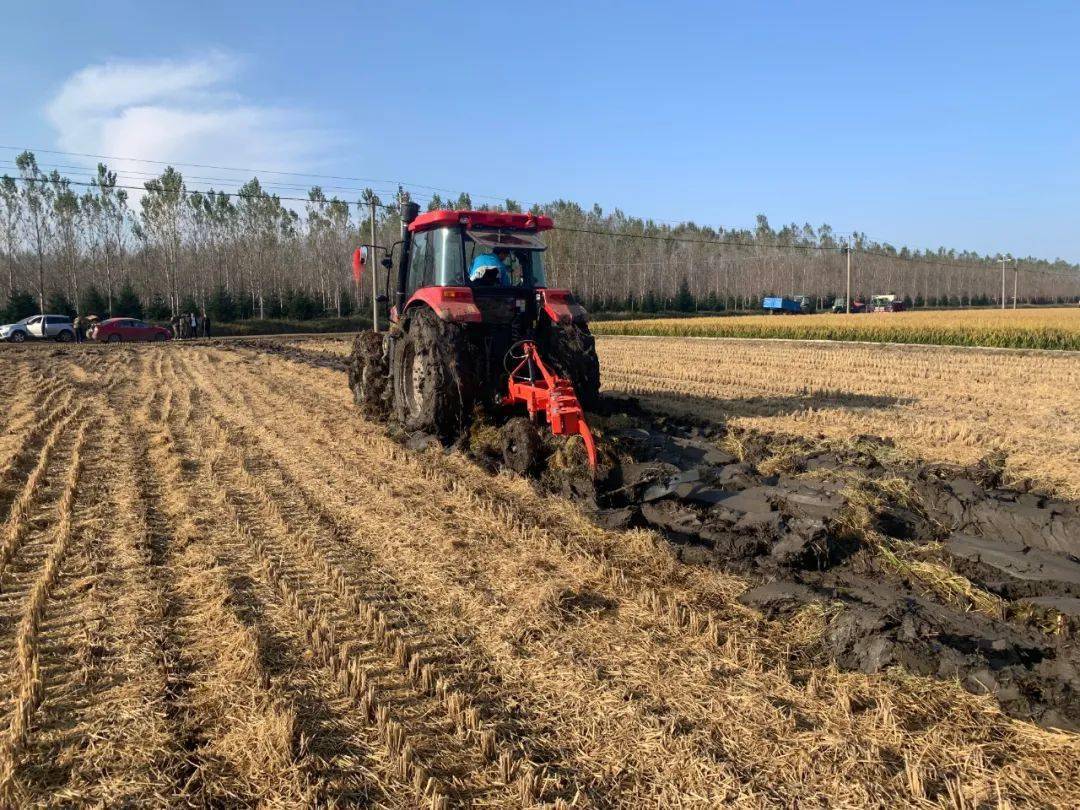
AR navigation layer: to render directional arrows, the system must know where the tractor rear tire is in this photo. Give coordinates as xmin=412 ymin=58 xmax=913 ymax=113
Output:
xmin=500 ymin=417 xmax=542 ymax=475
xmin=536 ymin=319 xmax=601 ymax=410
xmin=391 ymin=308 xmax=476 ymax=440
xmin=348 ymin=330 xmax=390 ymax=420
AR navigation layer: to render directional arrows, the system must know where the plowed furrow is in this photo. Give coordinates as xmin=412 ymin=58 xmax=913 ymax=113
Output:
xmin=0 ymin=416 xmax=89 ymax=805
xmin=0 ymin=363 xmax=30 ymax=437
xmin=109 ymin=389 xmax=210 ymax=801
xmin=180 ymin=350 xmax=755 ymax=803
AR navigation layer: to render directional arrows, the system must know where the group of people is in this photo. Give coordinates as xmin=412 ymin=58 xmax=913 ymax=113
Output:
xmin=72 ymin=314 xmax=99 ymax=343
xmin=171 ymin=311 xmax=211 ymax=339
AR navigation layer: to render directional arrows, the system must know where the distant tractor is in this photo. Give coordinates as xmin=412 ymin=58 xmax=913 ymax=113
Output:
xmin=871 ymin=294 xmax=906 ymax=312
xmin=831 ymin=297 xmax=867 ymax=313
xmin=763 ymin=295 xmax=815 ymax=314
xmin=348 ymin=206 xmax=601 ymax=472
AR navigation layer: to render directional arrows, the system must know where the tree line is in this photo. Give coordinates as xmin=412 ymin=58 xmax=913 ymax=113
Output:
xmin=2 ymin=149 xmax=1079 ymax=324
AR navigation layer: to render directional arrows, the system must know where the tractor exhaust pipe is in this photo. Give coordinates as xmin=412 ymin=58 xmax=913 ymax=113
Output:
xmin=395 ymin=201 xmax=421 ymax=313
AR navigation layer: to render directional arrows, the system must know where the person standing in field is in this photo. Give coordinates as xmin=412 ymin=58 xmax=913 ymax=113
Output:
xmin=170 ymin=314 xmax=181 ymax=339
xmin=73 ymin=314 xmax=86 ymax=343
xmin=200 ymin=309 xmax=211 ymax=338
xmin=189 ymin=311 xmax=197 ymax=339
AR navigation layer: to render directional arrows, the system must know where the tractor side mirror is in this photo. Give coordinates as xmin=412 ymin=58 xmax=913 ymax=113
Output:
xmin=380 ymin=257 xmax=393 ymax=270
xmin=376 ymin=294 xmax=388 ymax=304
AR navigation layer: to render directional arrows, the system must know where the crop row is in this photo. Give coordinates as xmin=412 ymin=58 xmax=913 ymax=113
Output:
xmin=591 ymin=308 xmax=1080 ymax=349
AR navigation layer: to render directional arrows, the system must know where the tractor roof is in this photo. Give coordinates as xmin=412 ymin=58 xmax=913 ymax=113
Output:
xmin=409 ymin=210 xmax=554 ymax=234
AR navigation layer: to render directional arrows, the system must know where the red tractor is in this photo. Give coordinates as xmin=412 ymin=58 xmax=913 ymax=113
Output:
xmin=348 ymin=204 xmax=601 ymax=473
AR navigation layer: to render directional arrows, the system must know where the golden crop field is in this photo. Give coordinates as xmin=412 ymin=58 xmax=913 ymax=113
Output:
xmin=1 ymin=339 xmax=1079 ymax=807
xmin=598 ymin=335 xmax=1080 ymax=499
xmin=591 ymin=306 xmax=1080 ymax=350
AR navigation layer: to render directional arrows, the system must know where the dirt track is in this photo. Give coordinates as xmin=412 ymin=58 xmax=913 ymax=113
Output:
xmin=1 ymin=339 xmax=1079 ymax=807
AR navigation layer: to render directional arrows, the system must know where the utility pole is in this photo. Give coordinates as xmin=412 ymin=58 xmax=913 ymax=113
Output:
xmin=1013 ymin=262 xmax=1019 ymax=309
xmin=844 ymin=242 xmax=852 ymax=314
xmin=369 ymin=198 xmax=378 ymax=331
xmin=999 ymin=256 xmax=1007 ymax=310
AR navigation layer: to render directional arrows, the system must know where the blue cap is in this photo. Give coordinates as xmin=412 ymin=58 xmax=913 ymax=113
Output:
xmin=470 ymin=253 xmax=506 ymax=282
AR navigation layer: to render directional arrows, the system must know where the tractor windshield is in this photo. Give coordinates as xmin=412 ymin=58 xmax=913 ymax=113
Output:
xmin=464 ymin=229 xmax=547 ymax=288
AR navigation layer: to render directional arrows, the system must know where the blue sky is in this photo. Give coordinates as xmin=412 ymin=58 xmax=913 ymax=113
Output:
xmin=2 ymin=1 xmax=1078 ymax=260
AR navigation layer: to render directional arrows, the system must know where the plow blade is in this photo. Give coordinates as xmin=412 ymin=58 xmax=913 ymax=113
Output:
xmin=504 ymin=341 xmax=598 ymax=470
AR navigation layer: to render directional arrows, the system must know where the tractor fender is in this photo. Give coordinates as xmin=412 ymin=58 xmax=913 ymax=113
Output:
xmin=539 ymin=289 xmax=589 ymax=325
xmin=404 ymin=287 xmax=482 ymax=323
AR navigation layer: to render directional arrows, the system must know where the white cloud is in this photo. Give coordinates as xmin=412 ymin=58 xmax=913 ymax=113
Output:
xmin=45 ymin=52 xmax=339 ymax=192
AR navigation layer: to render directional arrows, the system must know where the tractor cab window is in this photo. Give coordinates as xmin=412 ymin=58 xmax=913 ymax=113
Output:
xmin=464 ymin=230 xmax=547 ymax=288
xmin=407 ymin=227 xmax=467 ymax=294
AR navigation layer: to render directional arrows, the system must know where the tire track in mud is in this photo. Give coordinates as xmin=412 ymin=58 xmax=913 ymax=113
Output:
xmin=164 ymin=353 xmax=512 ymax=807
xmin=182 ymin=350 xmax=805 ymax=803
xmin=0 ymin=412 xmax=90 ymax=805
xmin=201 ymin=343 xmax=1080 ymax=807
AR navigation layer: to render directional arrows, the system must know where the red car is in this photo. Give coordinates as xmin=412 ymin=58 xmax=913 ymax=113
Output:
xmin=91 ymin=317 xmax=171 ymax=343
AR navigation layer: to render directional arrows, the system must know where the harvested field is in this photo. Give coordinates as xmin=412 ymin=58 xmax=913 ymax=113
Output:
xmin=598 ymin=335 xmax=1080 ymax=501
xmin=0 ymin=339 xmax=1079 ymax=807
xmin=591 ymin=307 xmax=1080 ymax=350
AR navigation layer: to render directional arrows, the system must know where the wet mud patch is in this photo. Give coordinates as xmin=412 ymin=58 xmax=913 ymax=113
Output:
xmin=209 ymin=337 xmax=348 ymax=372
xmin=585 ymin=398 xmax=1080 ymax=731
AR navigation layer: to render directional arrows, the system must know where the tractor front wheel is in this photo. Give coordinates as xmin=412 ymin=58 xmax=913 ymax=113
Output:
xmin=391 ymin=308 xmax=476 ymax=439
xmin=348 ymin=330 xmax=390 ymax=420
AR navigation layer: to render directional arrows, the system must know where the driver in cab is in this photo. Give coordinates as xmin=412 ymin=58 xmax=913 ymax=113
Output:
xmin=469 ymin=248 xmax=513 ymax=286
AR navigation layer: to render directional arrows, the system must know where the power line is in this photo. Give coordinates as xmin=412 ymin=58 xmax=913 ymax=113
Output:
xmin=0 ymin=159 xmax=427 ymax=202
xmin=1 ymin=172 xmax=414 ymax=213
xmin=553 ymin=224 xmax=837 ymax=253
xmin=0 ymin=144 xmax=504 ymax=202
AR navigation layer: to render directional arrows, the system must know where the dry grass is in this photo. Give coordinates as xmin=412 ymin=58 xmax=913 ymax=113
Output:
xmin=598 ymin=335 xmax=1080 ymax=499
xmin=591 ymin=306 xmax=1080 ymax=349
xmin=0 ymin=341 xmax=1078 ymax=807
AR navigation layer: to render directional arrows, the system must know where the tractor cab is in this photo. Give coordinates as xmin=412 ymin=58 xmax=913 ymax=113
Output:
xmin=392 ymin=208 xmax=584 ymax=327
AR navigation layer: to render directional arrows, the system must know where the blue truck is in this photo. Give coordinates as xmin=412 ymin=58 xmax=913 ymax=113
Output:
xmin=762 ymin=295 xmax=815 ymax=314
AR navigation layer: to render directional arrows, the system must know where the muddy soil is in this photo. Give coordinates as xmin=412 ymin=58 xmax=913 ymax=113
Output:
xmin=586 ymin=402 xmax=1080 ymax=731
xmin=224 ymin=337 xmax=1080 ymax=731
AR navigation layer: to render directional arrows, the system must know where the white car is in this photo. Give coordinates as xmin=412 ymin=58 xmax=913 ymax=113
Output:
xmin=0 ymin=315 xmax=75 ymax=343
